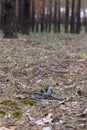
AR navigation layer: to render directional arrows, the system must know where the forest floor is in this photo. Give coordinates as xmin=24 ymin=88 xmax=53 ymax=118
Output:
xmin=0 ymin=33 xmax=87 ymax=130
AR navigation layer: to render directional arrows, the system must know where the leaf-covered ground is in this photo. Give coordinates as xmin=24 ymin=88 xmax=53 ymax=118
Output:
xmin=0 ymin=33 xmax=87 ymax=130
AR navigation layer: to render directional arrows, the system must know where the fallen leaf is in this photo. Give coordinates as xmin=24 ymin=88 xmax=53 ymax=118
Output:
xmin=0 ymin=127 xmax=11 ymax=130
xmin=79 ymin=63 xmax=85 ymax=67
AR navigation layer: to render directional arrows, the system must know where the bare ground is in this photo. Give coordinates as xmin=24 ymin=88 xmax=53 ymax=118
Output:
xmin=0 ymin=33 xmax=87 ymax=130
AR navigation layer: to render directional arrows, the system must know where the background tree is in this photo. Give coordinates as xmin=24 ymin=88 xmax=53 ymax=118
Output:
xmin=40 ymin=0 xmax=45 ymax=32
xmin=58 ymin=0 xmax=61 ymax=33
xmin=76 ymin=0 xmax=81 ymax=33
xmin=23 ymin=0 xmax=31 ymax=34
xmin=65 ymin=0 xmax=69 ymax=33
xmin=18 ymin=0 xmax=24 ymax=31
xmin=48 ymin=0 xmax=52 ymax=32
xmin=0 ymin=0 xmax=2 ymax=29
xmin=70 ymin=0 xmax=75 ymax=33
xmin=31 ymin=0 xmax=35 ymax=32
xmin=0 ymin=0 xmax=86 ymax=35
xmin=54 ymin=0 xmax=57 ymax=32
xmin=3 ymin=0 xmax=17 ymax=38
xmin=1 ymin=0 xmax=4 ymax=31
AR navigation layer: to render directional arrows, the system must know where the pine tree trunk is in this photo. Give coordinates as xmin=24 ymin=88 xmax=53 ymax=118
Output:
xmin=65 ymin=0 xmax=69 ymax=33
xmin=23 ymin=0 xmax=31 ymax=34
xmin=76 ymin=0 xmax=81 ymax=34
xmin=0 ymin=0 xmax=2 ymax=29
xmin=3 ymin=0 xmax=17 ymax=38
xmin=84 ymin=17 xmax=87 ymax=33
xmin=31 ymin=0 xmax=35 ymax=32
xmin=54 ymin=0 xmax=57 ymax=32
xmin=40 ymin=0 xmax=45 ymax=32
xmin=48 ymin=0 xmax=52 ymax=32
xmin=1 ymin=0 xmax=4 ymax=30
xmin=70 ymin=0 xmax=75 ymax=33
xmin=58 ymin=0 xmax=61 ymax=32
xmin=18 ymin=0 xmax=24 ymax=31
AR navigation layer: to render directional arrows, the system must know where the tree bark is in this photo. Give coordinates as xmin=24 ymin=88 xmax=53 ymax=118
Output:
xmin=3 ymin=0 xmax=17 ymax=38
xmin=18 ymin=0 xmax=24 ymax=31
xmin=48 ymin=0 xmax=52 ymax=32
xmin=70 ymin=0 xmax=75 ymax=33
xmin=54 ymin=0 xmax=57 ymax=32
xmin=58 ymin=0 xmax=61 ymax=32
xmin=40 ymin=0 xmax=45 ymax=32
xmin=23 ymin=0 xmax=31 ymax=34
xmin=76 ymin=0 xmax=81 ymax=34
xmin=65 ymin=0 xmax=69 ymax=33
xmin=31 ymin=0 xmax=35 ymax=32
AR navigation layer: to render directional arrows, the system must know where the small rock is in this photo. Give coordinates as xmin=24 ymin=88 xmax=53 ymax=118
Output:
xmin=35 ymin=113 xmax=53 ymax=126
xmin=42 ymin=126 xmax=52 ymax=130
xmin=83 ymin=109 xmax=87 ymax=115
xmin=43 ymin=113 xmax=53 ymax=124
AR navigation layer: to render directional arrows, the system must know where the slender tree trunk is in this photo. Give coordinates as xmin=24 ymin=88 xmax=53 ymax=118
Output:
xmin=1 ymin=0 xmax=4 ymax=31
xmin=0 ymin=0 xmax=2 ymax=29
xmin=31 ymin=0 xmax=35 ymax=32
xmin=48 ymin=0 xmax=52 ymax=32
xmin=84 ymin=17 xmax=87 ymax=33
xmin=58 ymin=0 xmax=61 ymax=33
xmin=65 ymin=0 xmax=69 ymax=33
xmin=76 ymin=0 xmax=81 ymax=34
xmin=54 ymin=0 xmax=57 ymax=32
xmin=18 ymin=0 xmax=24 ymax=30
xmin=45 ymin=12 xmax=49 ymax=32
xmin=23 ymin=0 xmax=31 ymax=34
xmin=3 ymin=0 xmax=17 ymax=38
xmin=40 ymin=0 xmax=45 ymax=32
xmin=36 ymin=20 xmax=39 ymax=32
xmin=70 ymin=0 xmax=75 ymax=33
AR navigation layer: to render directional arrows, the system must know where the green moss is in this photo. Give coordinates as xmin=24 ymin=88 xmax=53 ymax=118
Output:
xmin=0 ymin=111 xmax=6 ymax=117
xmin=0 ymin=100 xmax=16 ymax=106
xmin=0 ymin=100 xmax=22 ymax=118
xmin=12 ymin=110 xmax=22 ymax=118
xmin=0 ymin=58 xmax=8 ymax=63
xmin=0 ymin=100 xmax=20 ymax=110
xmin=10 ymin=105 xmax=20 ymax=110
xmin=21 ymin=99 xmax=36 ymax=106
